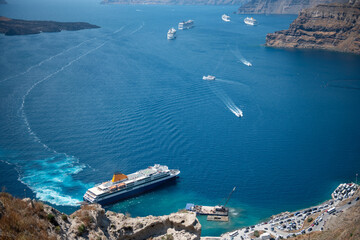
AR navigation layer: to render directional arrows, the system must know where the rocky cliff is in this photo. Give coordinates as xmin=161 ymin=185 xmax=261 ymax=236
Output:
xmin=0 ymin=193 xmax=201 ymax=240
xmin=237 ymin=0 xmax=347 ymax=14
xmin=265 ymin=0 xmax=360 ymax=54
xmin=0 ymin=16 xmax=100 ymax=36
xmin=101 ymin=0 xmax=248 ymax=5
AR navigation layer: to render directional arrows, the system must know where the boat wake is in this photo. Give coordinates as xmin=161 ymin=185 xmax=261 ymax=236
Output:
xmin=0 ymin=39 xmax=95 ymax=84
xmin=231 ymin=48 xmax=252 ymax=67
xmin=216 ymin=78 xmax=246 ymax=87
xmin=14 ymin=154 xmax=91 ymax=206
xmin=16 ymin=41 xmax=106 ymax=205
xmin=4 ymin=22 xmax=144 ymax=206
xmin=128 ymin=22 xmax=145 ymax=36
xmin=240 ymin=58 xmax=252 ymax=67
xmin=113 ymin=26 xmax=125 ymax=34
xmin=208 ymin=83 xmax=243 ymax=118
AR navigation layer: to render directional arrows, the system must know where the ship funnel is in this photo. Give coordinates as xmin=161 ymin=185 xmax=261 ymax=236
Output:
xmin=112 ymin=172 xmax=128 ymax=182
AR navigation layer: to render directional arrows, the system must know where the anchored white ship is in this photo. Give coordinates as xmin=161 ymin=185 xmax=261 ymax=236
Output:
xmin=244 ymin=17 xmax=257 ymax=25
xmin=203 ymin=75 xmax=216 ymax=81
xmin=222 ymin=14 xmax=230 ymax=22
xmin=178 ymin=20 xmax=194 ymax=30
xmin=83 ymin=164 xmax=180 ymax=205
xmin=167 ymin=28 xmax=176 ymax=40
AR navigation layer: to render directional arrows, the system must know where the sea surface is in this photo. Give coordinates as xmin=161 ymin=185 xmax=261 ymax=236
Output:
xmin=1 ymin=0 xmax=360 ymax=236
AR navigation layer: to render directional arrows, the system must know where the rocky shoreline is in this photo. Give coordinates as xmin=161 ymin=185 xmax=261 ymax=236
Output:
xmin=101 ymin=0 xmax=247 ymax=5
xmin=265 ymin=0 xmax=360 ymax=54
xmin=0 ymin=16 xmax=100 ymax=36
xmin=0 ymin=192 xmax=201 ymax=240
xmin=237 ymin=0 xmax=346 ymax=14
xmin=215 ymin=183 xmax=360 ymax=240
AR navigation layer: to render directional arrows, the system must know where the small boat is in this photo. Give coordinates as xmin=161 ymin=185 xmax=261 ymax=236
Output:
xmin=244 ymin=17 xmax=257 ymax=26
xmin=222 ymin=14 xmax=231 ymax=22
xmin=203 ymin=75 xmax=216 ymax=81
xmin=167 ymin=27 xmax=176 ymax=40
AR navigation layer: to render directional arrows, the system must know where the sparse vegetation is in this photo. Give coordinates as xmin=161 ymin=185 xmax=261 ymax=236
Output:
xmin=0 ymin=192 xmax=55 ymax=240
xmin=254 ymin=230 xmax=260 ymax=237
xmin=77 ymin=224 xmax=86 ymax=236
xmin=61 ymin=214 xmax=68 ymax=221
xmin=55 ymin=225 xmax=61 ymax=233
xmin=307 ymin=217 xmax=313 ymax=223
xmin=162 ymin=234 xmax=174 ymax=240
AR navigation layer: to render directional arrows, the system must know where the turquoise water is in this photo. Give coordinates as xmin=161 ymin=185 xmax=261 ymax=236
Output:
xmin=1 ymin=0 xmax=360 ymax=236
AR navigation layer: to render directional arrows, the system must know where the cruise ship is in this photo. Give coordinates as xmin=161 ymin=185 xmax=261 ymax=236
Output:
xmin=222 ymin=14 xmax=230 ymax=22
xmin=244 ymin=17 xmax=257 ymax=25
xmin=178 ymin=20 xmax=194 ymax=30
xmin=83 ymin=164 xmax=180 ymax=205
xmin=167 ymin=27 xmax=177 ymax=40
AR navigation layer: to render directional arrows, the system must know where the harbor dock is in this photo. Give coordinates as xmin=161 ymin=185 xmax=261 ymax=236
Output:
xmin=186 ymin=203 xmax=229 ymax=216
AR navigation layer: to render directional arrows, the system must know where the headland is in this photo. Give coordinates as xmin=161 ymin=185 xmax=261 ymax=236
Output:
xmin=265 ymin=0 xmax=360 ymax=54
xmin=0 ymin=16 xmax=100 ymax=36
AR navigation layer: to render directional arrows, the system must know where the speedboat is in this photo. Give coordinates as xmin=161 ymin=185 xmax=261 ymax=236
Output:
xmin=203 ymin=75 xmax=216 ymax=81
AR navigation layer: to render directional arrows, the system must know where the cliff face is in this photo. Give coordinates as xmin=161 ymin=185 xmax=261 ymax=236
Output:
xmin=0 ymin=193 xmax=201 ymax=240
xmin=237 ymin=0 xmax=347 ymax=14
xmin=265 ymin=0 xmax=360 ymax=54
xmin=0 ymin=16 xmax=100 ymax=36
xmin=101 ymin=0 xmax=248 ymax=5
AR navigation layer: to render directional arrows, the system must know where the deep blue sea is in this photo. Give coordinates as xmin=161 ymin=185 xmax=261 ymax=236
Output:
xmin=1 ymin=0 xmax=360 ymax=236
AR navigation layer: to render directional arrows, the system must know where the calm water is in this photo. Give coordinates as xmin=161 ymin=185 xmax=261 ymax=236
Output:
xmin=1 ymin=0 xmax=360 ymax=236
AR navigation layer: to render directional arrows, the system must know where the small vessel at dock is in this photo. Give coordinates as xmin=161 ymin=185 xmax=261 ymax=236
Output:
xmin=222 ymin=14 xmax=231 ymax=22
xmin=167 ymin=27 xmax=176 ymax=40
xmin=203 ymin=75 xmax=216 ymax=81
xmin=186 ymin=204 xmax=229 ymax=216
xmin=185 ymin=187 xmax=236 ymax=221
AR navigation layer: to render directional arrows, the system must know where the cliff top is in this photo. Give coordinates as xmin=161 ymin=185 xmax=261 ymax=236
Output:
xmin=0 ymin=192 xmax=201 ymax=240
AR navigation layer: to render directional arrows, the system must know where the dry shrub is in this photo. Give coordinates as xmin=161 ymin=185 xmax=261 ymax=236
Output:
xmin=0 ymin=192 xmax=56 ymax=240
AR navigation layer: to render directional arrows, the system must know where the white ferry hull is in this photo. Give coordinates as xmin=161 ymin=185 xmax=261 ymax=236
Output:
xmin=84 ymin=172 xmax=179 ymax=205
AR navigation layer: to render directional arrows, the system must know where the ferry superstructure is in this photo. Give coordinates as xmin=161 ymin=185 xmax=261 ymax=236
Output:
xmin=244 ymin=17 xmax=257 ymax=25
xmin=83 ymin=164 xmax=180 ymax=205
xmin=222 ymin=14 xmax=231 ymax=22
xmin=178 ymin=20 xmax=194 ymax=30
xmin=167 ymin=28 xmax=176 ymax=40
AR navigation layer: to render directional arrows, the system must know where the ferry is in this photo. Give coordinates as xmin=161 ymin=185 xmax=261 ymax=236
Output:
xmin=203 ymin=75 xmax=216 ymax=81
xmin=244 ymin=17 xmax=257 ymax=25
xmin=222 ymin=14 xmax=231 ymax=22
xmin=178 ymin=20 xmax=194 ymax=30
xmin=83 ymin=164 xmax=180 ymax=205
xmin=167 ymin=28 xmax=176 ymax=40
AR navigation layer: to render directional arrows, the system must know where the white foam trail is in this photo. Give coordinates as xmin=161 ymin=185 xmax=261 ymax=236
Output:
xmin=231 ymin=48 xmax=252 ymax=67
xmin=113 ymin=26 xmax=125 ymax=34
xmin=216 ymin=78 xmax=245 ymax=87
xmin=240 ymin=58 xmax=252 ymax=67
xmin=208 ymin=83 xmax=243 ymax=118
xmin=20 ymin=41 xmax=106 ymax=152
xmin=128 ymin=22 xmax=145 ymax=36
xmin=0 ymin=38 xmax=95 ymax=84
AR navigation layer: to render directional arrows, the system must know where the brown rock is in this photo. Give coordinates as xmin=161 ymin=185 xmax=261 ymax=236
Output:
xmin=265 ymin=0 xmax=360 ymax=54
